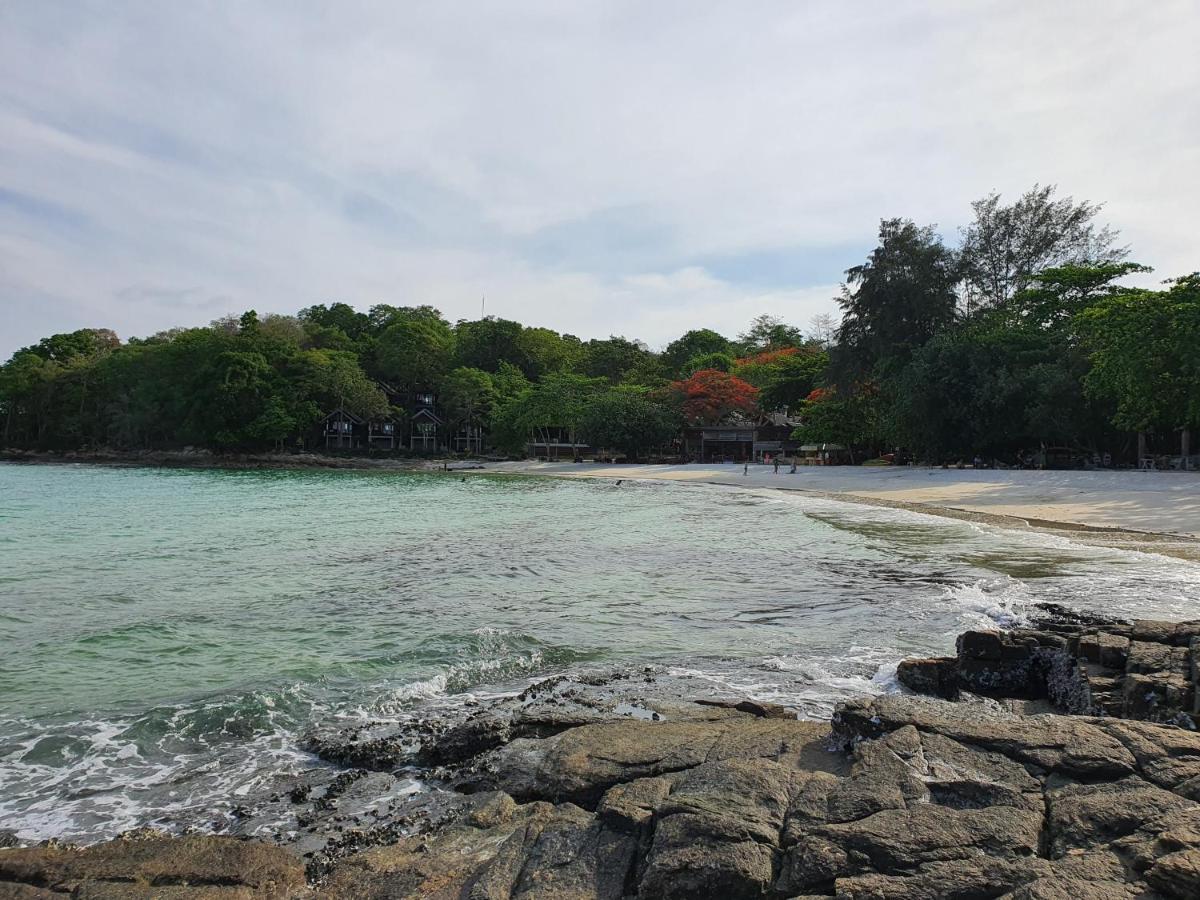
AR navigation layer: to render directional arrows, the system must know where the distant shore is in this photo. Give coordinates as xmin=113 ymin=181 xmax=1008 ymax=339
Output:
xmin=490 ymin=460 xmax=1200 ymax=560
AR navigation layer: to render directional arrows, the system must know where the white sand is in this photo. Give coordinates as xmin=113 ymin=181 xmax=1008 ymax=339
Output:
xmin=486 ymin=461 xmax=1200 ymax=539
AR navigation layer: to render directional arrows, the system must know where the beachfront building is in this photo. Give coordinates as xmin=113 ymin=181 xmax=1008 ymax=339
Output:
xmin=322 ymin=409 xmax=364 ymax=450
xmin=527 ymin=427 xmax=593 ymax=460
xmin=453 ymin=424 xmax=485 ymax=454
xmin=410 ymin=408 xmax=443 ymax=453
xmin=366 ymin=417 xmax=399 ymax=450
xmin=685 ymin=425 xmax=755 ymax=462
xmin=797 ymin=443 xmax=850 ymax=465
xmin=683 ymin=415 xmax=800 ymax=464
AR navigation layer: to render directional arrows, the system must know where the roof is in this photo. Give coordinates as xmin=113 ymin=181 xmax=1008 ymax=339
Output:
xmin=323 ymin=408 xmax=363 ymax=423
xmin=411 ymin=407 xmax=444 ymax=424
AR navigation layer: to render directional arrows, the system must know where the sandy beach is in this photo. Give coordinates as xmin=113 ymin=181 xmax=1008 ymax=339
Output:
xmin=490 ymin=461 xmax=1200 ymax=558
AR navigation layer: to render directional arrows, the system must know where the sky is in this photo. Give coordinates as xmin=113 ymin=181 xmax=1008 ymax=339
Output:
xmin=1 ymin=1 xmax=1198 ymax=361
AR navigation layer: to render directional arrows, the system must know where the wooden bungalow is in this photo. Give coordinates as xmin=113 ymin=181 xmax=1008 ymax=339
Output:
xmin=410 ymin=407 xmax=443 ymax=453
xmin=453 ymin=424 xmax=485 ymax=454
xmin=367 ymin=417 xmax=400 ymax=450
xmin=323 ymin=409 xmax=364 ymax=450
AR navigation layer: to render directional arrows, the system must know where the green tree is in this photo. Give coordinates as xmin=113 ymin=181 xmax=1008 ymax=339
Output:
xmin=734 ymin=348 xmax=829 ymax=413
xmin=833 ymin=218 xmax=959 ymax=385
xmin=1078 ymin=275 xmax=1200 ymax=434
xmin=516 ymin=327 xmax=580 ymax=378
xmin=454 ymin=317 xmax=525 ymax=373
xmin=737 ymin=315 xmax=805 ymax=353
xmin=578 ymin=337 xmax=653 ymax=383
xmin=960 ymin=185 xmax=1127 ymax=311
xmin=441 ymin=367 xmax=498 ymax=440
xmin=791 ymin=388 xmax=887 ymax=460
xmin=375 ymin=310 xmax=455 ymax=389
xmin=579 ymin=388 xmax=680 ymax=460
xmin=682 ymin=351 xmax=735 ymax=375
xmin=661 ymin=329 xmax=732 ymax=376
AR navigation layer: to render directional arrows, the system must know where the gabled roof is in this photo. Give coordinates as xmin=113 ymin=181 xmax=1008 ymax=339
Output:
xmin=411 ymin=407 xmax=443 ymax=424
xmin=323 ymin=408 xmax=363 ymax=423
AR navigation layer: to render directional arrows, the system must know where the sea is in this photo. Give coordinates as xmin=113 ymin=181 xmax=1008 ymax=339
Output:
xmin=2 ymin=462 xmax=1198 ymax=842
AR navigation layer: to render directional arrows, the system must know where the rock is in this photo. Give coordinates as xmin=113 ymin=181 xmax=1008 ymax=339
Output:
xmin=1044 ymin=776 xmax=1195 ymax=856
xmin=693 ymin=698 xmax=795 ymax=719
xmin=896 ymin=656 xmax=959 ymax=699
xmin=0 ymin=834 xmax=304 ymax=898
xmin=900 ymin=613 xmax=1200 ymax=726
xmin=15 ymin=618 xmax=1200 ymax=899
xmin=473 ymin=716 xmax=838 ymax=808
xmin=834 ymin=695 xmax=1137 ymax=779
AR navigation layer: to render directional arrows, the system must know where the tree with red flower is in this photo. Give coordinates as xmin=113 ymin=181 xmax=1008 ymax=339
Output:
xmin=667 ymin=369 xmax=759 ymax=425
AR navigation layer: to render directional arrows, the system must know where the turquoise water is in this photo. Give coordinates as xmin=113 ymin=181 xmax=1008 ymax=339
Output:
xmin=2 ymin=463 xmax=1198 ymax=841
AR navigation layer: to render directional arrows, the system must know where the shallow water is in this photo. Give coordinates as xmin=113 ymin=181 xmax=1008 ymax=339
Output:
xmin=1 ymin=463 xmax=1198 ymax=841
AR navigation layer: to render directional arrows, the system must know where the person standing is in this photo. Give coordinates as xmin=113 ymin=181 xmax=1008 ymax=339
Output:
xmin=743 ymin=461 xmax=749 ymax=476
xmin=773 ymin=457 xmax=780 ymax=474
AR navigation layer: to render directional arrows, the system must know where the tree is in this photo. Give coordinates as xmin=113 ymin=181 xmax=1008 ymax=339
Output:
xmin=808 ymin=313 xmax=837 ymax=346
xmin=492 ymin=373 xmax=604 ymax=456
xmin=578 ymin=337 xmax=653 ymax=383
xmin=579 ymin=388 xmax=680 ymax=460
xmin=288 ymin=350 xmax=389 ymax=421
xmin=661 ymin=329 xmax=732 ymax=376
xmin=737 ymin=315 xmax=804 ymax=353
xmin=1078 ymin=275 xmax=1200 ymax=434
xmin=960 ymin=185 xmax=1127 ymax=311
xmin=833 ymin=218 xmax=959 ymax=384
xmin=516 ymin=327 xmax=580 ymax=378
xmin=682 ymin=351 xmax=735 ymax=375
xmin=441 ymin=367 xmax=498 ymax=440
xmin=454 ymin=317 xmax=525 ymax=373
xmin=791 ymin=387 xmax=887 ymax=460
xmin=734 ymin=348 xmax=829 ymax=413
xmin=375 ymin=310 xmax=455 ymax=389
xmin=667 ymin=370 xmax=759 ymax=425
xmin=298 ymin=302 xmax=372 ymax=344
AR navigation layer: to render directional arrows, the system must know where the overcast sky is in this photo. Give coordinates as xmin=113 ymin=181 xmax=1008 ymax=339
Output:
xmin=2 ymin=1 xmax=1197 ymax=360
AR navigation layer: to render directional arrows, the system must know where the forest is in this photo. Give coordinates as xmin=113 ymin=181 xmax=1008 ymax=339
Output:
xmin=2 ymin=186 xmax=1197 ymax=464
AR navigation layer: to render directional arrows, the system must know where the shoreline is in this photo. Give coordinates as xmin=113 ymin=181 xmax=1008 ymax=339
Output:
xmin=7 ymin=449 xmax=1200 ymax=560
xmin=6 ymin=609 xmax=1200 ymax=897
xmin=487 ymin=460 xmax=1200 ymax=562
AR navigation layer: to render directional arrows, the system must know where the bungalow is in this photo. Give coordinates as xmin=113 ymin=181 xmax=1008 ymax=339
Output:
xmin=323 ymin=409 xmax=364 ymax=450
xmin=410 ymin=390 xmax=443 ymax=452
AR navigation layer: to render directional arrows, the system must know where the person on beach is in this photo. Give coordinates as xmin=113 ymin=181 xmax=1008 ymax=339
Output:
xmin=743 ymin=462 xmax=749 ymax=476
xmin=773 ymin=457 xmax=780 ymax=474
xmin=790 ymin=460 xmax=797 ymax=474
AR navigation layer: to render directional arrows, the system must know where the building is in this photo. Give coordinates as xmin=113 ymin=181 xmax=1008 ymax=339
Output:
xmin=527 ymin=427 xmax=593 ymax=460
xmin=322 ymin=409 xmax=364 ymax=450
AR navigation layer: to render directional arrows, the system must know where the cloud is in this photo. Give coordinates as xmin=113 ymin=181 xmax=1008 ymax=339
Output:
xmin=1 ymin=1 xmax=1197 ymax=358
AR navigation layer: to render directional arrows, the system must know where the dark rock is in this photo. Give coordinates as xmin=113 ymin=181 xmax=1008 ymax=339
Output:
xmin=897 ymin=656 xmax=959 ymax=699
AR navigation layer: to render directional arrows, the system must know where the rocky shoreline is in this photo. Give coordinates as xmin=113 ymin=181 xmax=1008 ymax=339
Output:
xmin=0 ymin=448 xmax=469 ymax=472
xmin=4 ymin=606 xmax=1200 ymax=898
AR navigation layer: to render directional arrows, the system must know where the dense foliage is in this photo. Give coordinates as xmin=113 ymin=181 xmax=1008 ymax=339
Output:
xmin=3 ymin=185 xmax=1196 ymax=463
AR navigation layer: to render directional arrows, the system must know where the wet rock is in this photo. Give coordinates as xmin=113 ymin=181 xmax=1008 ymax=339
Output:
xmin=901 ymin=611 xmax=1200 ymax=726
xmin=896 ymin=655 xmax=959 ymax=699
xmin=17 ymin=621 xmax=1200 ymax=899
